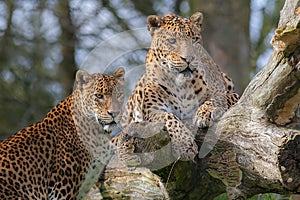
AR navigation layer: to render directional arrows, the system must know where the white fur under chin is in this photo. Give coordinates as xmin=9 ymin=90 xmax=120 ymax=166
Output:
xmin=175 ymin=73 xmax=194 ymax=86
xmin=103 ymin=125 xmax=110 ymax=131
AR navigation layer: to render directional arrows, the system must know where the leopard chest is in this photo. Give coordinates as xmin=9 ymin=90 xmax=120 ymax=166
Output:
xmin=163 ymin=74 xmax=209 ymax=120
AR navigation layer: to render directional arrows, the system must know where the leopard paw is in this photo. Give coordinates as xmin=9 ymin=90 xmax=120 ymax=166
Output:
xmin=193 ymin=101 xmax=213 ymax=128
xmin=193 ymin=101 xmax=226 ymax=128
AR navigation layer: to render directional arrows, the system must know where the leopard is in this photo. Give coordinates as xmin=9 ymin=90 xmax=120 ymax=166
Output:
xmin=0 ymin=67 xmax=125 ymax=200
xmin=115 ymin=12 xmax=239 ymax=163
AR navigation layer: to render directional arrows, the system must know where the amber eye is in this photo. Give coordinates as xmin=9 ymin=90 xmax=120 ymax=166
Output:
xmin=192 ymin=37 xmax=198 ymax=44
xmin=95 ymin=94 xmax=104 ymax=99
xmin=167 ymin=38 xmax=176 ymax=44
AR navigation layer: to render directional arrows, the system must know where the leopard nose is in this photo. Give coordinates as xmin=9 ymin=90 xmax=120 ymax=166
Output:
xmin=180 ymin=56 xmax=194 ymax=64
xmin=107 ymin=110 xmax=119 ymax=118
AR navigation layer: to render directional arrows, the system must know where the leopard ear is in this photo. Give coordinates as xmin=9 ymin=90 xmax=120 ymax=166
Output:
xmin=75 ymin=70 xmax=92 ymax=87
xmin=147 ymin=15 xmax=162 ymax=36
xmin=190 ymin=12 xmax=203 ymax=30
xmin=112 ymin=67 xmax=125 ymax=80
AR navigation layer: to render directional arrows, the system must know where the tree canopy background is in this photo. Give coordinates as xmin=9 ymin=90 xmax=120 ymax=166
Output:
xmin=0 ymin=0 xmax=284 ymax=140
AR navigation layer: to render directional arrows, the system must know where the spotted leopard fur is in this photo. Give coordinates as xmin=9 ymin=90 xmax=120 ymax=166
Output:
xmin=0 ymin=68 xmax=125 ymax=199
xmin=117 ymin=12 xmax=239 ymax=162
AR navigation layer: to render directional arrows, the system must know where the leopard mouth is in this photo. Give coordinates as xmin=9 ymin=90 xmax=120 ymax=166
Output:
xmin=175 ymin=66 xmax=195 ymax=86
xmin=98 ymin=119 xmax=116 ymax=126
xmin=100 ymin=120 xmax=118 ymax=133
xmin=105 ymin=121 xmax=117 ymax=126
xmin=179 ymin=66 xmax=194 ymax=79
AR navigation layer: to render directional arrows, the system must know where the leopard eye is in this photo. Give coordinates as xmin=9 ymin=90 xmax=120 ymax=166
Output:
xmin=95 ymin=94 xmax=104 ymax=99
xmin=192 ymin=37 xmax=198 ymax=44
xmin=167 ymin=38 xmax=176 ymax=44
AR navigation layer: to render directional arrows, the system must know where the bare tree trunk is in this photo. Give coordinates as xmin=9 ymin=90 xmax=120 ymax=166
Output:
xmin=55 ymin=1 xmax=77 ymax=95
xmin=0 ymin=1 xmax=13 ymax=63
xmin=87 ymin=0 xmax=300 ymax=199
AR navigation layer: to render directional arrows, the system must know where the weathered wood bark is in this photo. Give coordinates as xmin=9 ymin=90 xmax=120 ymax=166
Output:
xmin=86 ymin=1 xmax=300 ymax=199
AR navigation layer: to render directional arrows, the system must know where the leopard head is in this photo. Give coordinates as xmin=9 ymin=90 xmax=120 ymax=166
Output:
xmin=146 ymin=12 xmax=203 ymax=76
xmin=74 ymin=67 xmax=125 ymax=130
